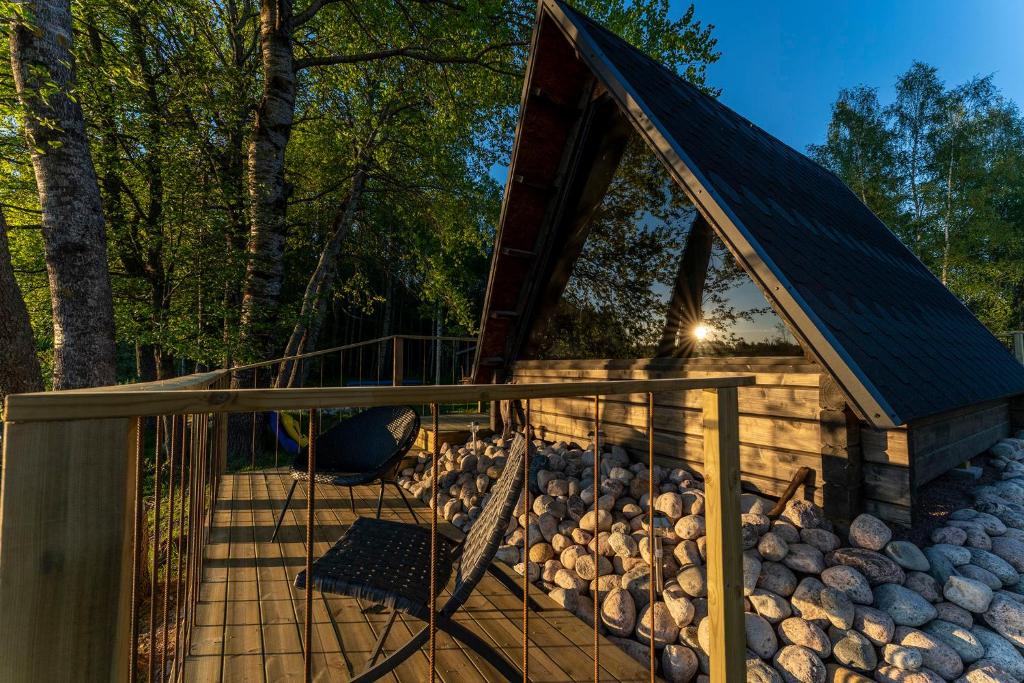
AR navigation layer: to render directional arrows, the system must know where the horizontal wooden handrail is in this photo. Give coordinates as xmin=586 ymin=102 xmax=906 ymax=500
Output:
xmin=4 ymin=376 xmax=755 ymax=422
xmin=230 ymin=334 xmax=477 ymax=373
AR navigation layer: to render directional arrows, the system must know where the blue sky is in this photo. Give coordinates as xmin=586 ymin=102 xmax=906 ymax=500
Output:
xmin=687 ymin=0 xmax=1024 ymax=152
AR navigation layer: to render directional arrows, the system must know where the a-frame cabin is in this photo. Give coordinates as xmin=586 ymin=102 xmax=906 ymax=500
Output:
xmin=472 ymin=0 xmax=1024 ymax=525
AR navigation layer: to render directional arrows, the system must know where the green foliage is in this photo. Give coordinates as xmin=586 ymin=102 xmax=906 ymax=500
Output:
xmin=811 ymin=62 xmax=1024 ymax=334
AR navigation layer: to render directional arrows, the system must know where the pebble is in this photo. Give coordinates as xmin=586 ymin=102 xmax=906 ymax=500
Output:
xmin=904 ymin=571 xmax=941 ymax=603
xmin=957 ymin=563 xmax=1003 ymax=590
xmin=848 ymin=513 xmax=893 ymax=551
xmin=676 ymin=564 xmax=708 ymax=598
xmin=895 ymin=626 xmax=964 ymax=680
xmin=758 ymin=561 xmax=798 ymax=598
xmin=600 ymin=587 xmax=636 ymax=637
xmin=830 ymin=628 xmax=877 ymax=672
xmin=886 ymin=541 xmax=931 ymax=572
xmin=944 ymin=575 xmax=993 ymax=613
xmin=981 ymin=592 xmax=1024 ymax=649
xmin=821 ymin=565 xmax=874 ymax=605
xmin=873 ymin=583 xmax=938 ymax=627
xmin=758 ymin=532 xmax=789 ymax=562
xmin=778 ymin=617 xmax=831 ymax=658
xmin=826 ymin=548 xmax=906 ymax=585
xmin=821 ymin=586 xmax=855 ymax=630
xmin=749 ymin=589 xmax=792 ymax=624
xmin=783 ymin=543 xmax=826 ymax=574
xmin=852 ymin=605 xmax=895 ymax=645
xmin=934 ymin=601 xmax=974 ymax=628
xmin=635 ymin=602 xmax=678 ymax=647
xmin=882 ymin=643 xmax=922 ymax=671
xmin=661 ymin=644 xmax=698 ymax=683
xmin=930 ymin=526 xmax=967 ymax=546
xmin=971 ymin=625 xmax=1024 ymax=680
xmin=921 ymin=619 xmax=985 ymax=664
xmin=745 ymin=612 xmax=778 ymax=660
xmin=967 ymin=548 xmax=1019 ymax=587
xmin=773 ymin=645 xmax=826 ymax=683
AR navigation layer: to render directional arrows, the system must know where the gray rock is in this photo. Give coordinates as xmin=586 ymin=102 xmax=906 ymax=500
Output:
xmin=578 ymin=508 xmax=612 ymax=533
xmin=958 ymin=563 xmax=1003 ymax=590
xmin=743 ymin=552 xmax=762 ymax=597
xmin=827 ymin=548 xmax=906 ymax=585
xmin=821 ymin=565 xmax=874 ymax=605
xmin=882 ymin=643 xmax=922 ymax=671
xmin=661 ymin=644 xmax=698 ymax=683
xmin=662 ymin=583 xmax=695 ymax=627
xmin=990 ymin=536 xmax=1024 ymax=573
xmin=772 ymin=520 xmax=801 ymax=544
xmin=831 ymin=628 xmax=877 ymax=672
xmin=981 ymin=592 xmax=1024 ymax=649
xmin=801 ymin=527 xmax=841 ymax=553
xmin=674 ymin=514 xmax=705 ymax=540
xmin=958 ymin=660 xmax=1019 ymax=683
xmin=783 ymin=543 xmax=826 ymax=574
xmin=886 ymin=541 xmax=931 ymax=572
xmin=896 ymin=626 xmax=964 ymax=681
xmin=944 ymin=575 xmax=994 ymax=613
xmin=607 ymin=635 xmax=650 ymax=666
xmin=758 ymin=561 xmax=798 ymax=598
xmin=621 ymin=565 xmax=652 ymax=608
xmin=607 ymin=531 xmax=638 ymax=558
xmin=778 ymin=617 xmax=831 ymax=658
xmin=749 ymin=588 xmax=792 ymax=624
xmin=975 ymin=498 xmax=1024 ymax=531
xmin=932 ymin=544 xmax=973 ymax=566
xmin=600 ymin=587 xmax=636 ymax=638
xmin=635 ymin=602 xmax=679 ymax=647
xmin=905 ymin=571 xmax=942 ymax=603
xmin=925 ymin=547 xmax=961 ymax=586
xmin=922 ymin=620 xmax=985 ymax=664
xmin=791 ymin=577 xmax=831 ymax=625
xmin=853 ymin=605 xmax=895 ymax=645
xmin=745 ymin=612 xmax=778 ymax=660
xmin=971 ymin=625 xmax=1024 ymax=680
xmin=931 ymin=526 xmax=968 ymax=546
xmin=968 ymin=548 xmax=1020 ymax=587
xmin=676 ymin=563 xmax=707 ymax=599
xmin=848 ymin=513 xmax=893 ymax=551
xmin=758 ymin=531 xmax=789 ymax=562
xmin=746 ymin=659 xmax=784 ymax=683
xmin=821 ymin=586 xmax=855 ymax=630
xmin=772 ymin=644 xmax=826 ymax=683
xmin=874 ymin=583 xmax=938 ymax=627
xmin=934 ymin=601 xmax=974 ymax=629
xmin=781 ymin=499 xmax=825 ymax=529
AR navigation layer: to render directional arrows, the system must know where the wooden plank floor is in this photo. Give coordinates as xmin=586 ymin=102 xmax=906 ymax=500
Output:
xmin=182 ymin=470 xmax=654 ymax=682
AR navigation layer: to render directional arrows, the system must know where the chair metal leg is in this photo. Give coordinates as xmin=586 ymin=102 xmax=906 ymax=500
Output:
xmin=348 ymin=625 xmax=429 ymax=683
xmin=392 ymin=481 xmax=421 ymax=523
xmin=439 ymin=616 xmax=521 ymax=681
xmin=348 ymin=487 xmax=356 ymax=513
xmin=270 ymin=479 xmax=298 ymax=542
xmin=375 ymin=480 xmax=385 ymax=519
xmin=366 ymin=609 xmax=399 ymax=669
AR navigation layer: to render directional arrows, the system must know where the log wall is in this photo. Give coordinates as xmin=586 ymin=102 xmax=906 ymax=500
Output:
xmin=512 ymin=357 xmax=826 ymax=505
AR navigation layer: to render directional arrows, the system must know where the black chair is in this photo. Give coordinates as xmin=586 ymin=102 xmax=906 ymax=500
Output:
xmin=295 ymin=431 xmax=529 ymax=682
xmin=270 ymin=405 xmax=421 ymax=542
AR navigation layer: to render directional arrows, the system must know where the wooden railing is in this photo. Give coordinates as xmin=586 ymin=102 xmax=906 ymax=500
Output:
xmin=0 ymin=370 xmax=751 ymax=682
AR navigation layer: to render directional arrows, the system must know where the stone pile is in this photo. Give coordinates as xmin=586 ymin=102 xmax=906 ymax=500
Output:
xmin=397 ymin=433 xmax=1024 ymax=682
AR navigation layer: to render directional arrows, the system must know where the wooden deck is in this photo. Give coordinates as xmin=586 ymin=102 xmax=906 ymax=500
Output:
xmin=182 ymin=470 xmax=654 ymax=682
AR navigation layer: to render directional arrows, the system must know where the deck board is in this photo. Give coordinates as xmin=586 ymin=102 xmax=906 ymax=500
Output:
xmin=182 ymin=469 xmax=657 ymax=681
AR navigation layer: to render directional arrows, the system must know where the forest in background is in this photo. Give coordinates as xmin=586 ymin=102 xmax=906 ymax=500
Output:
xmin=2 ymin=1 xmax=1022 ymax=404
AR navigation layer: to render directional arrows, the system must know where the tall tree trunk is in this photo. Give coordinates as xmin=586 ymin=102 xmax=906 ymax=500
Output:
xmin=237 ymin=0 xmax=296 ymax=369
xmin=0 ymin=210 xmax=44 ymax=402
xmin=656 ymin=214 xmax=714 ymax=357
xmin=10 ymin=0 xmax=116 ymax=389
xmin=275 ymin=167 xmax=367 ymax=387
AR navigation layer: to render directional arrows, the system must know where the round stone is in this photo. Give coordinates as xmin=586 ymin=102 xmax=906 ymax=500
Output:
xmin=654 ymin=492 xmax=683 ymax=520
xmin=968 ymin=548 xmax=1020 ymax=586
xmin=748 ymin=588 xmax=792 ymax=624
xmin=958 ymin=563 xmax=1003 ymax=590
xmin=801 ymin=527 xmax=841 ymax=553
xmin=635 ymin=602 xmax=679 ymax=647
xmin=885 ymin=541 xmax=931 ymax=572
xmin=874 ymin=583 xmax=938 ymax=627
xmin=827 ymin=548 xmax=906 ymax=585
xmin=831 ymin=628 xmax=877 ymax=672
xmin=745 ymin=612 xmax=778 ymax=660
xmin=820 ymin=586 xmax=855 ymax=630
xmin=662 ymin=583 xmax=695 ymax=627
xmin=895 ymin=626 xmax=964 ymax=680
xmin=822 ymin=565 xmax=874 ymax=605
xmin=743 ymin=552 xmax=762 ymax=596
xmin=922 ymin=619 xmax=985 ymax=663
xmin=873 ymin=665 xmax=945 ymax=682
xmin=578 ymin=509 xmax=612 ymax=533
xmin=934 ymin=601 xmax=974 ymax=628
xmin=676 ymin=564 xmax=708 ymax=598
xmin=674 ymin=514 xmax=705 ymax=540
xmin=600 ymin=587 xmax=636 ymax=638
xmin=971 ymin=626 xmax=1024 ymax=680
xmin=991 ymin=536 xmax=1024 ymax=573
xmin=757 ymin=561 xmax=798 ymax=597
xmin=529 ymin=542 xmax=554 ymax=563
xmin=783 ymin=543 xmax=826 ymax=574
xmin=607 ymin=531 xmax=638 ymax=558
xmin=777 ymin=617 xmax=831 ymax=658
xmin=758 ymin=531 xmax=789 ymax=562
xmin=931 ymin=526 xmax=967 ymax=546
xmin=574 ymin=554 xmax=612 ymax=581
xmin=773 ymin=644 xmax=826 ymax=683
xmin=882 ymin=643 xmax=922 ymax=671
xmin=661 ymin=644 xmax=698 ymax=683
xmin=944 ymin=575 xmax=994 ymax=613
xmin=848 ymin=513 xmax=893 ymax=551
xmin=781 ymin=499 xmax=825 ymax=529
xmin=791 ymin=577 xmax=831 ymax=625
xmin=853 ymin=605 xmax=895 ymax=645
xmin=982 ymin=592 xmax=1024 ymax=649
xmin=621 ymin=565 xmax=652 ymax=608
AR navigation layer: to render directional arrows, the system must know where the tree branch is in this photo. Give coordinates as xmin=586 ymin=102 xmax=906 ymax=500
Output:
xmin=293 ymin=41 xmax=520 ymax=72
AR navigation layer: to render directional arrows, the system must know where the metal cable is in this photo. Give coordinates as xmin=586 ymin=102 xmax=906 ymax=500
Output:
xmin=648 ymin=392 xmax=656 ymax=682
xmin=160 ymin=416 xmax=177 ymax=680
xmin=429 ymin=403 xmax=440 ymax=682
xmin=129 ymin=417 xmax=145 ymax=683
xmin=150 ymin=417 xmax=163 ymax=682
xmin=303 ymin=409 xmax=316 ymax=683
xmin=523 ymin=399 xmax=531 ymax=682
xmin=593 ymin=394 xmax=600 ymax=683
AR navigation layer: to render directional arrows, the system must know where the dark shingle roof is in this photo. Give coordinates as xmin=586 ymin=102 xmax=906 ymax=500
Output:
xmin=546 ymin=0 xmax=1024 ymax=426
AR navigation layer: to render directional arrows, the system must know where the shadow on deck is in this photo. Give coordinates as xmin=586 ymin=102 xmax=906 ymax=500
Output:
xmin=183 ymin=470 xmax=653 ymax=682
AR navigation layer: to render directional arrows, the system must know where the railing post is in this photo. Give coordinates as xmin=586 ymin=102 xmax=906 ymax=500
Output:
xmin=702 ymin=387 xmax=745 ymax=683
xmin=0 ymin=416 xmax=137 ymax=682
xmin=1013 ymin=331 xmax=1024 ymax=364
xmin=392 ymin=336 xmax=404 ymax=387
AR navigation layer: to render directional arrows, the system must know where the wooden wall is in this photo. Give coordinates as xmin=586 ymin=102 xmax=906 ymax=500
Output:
xmin=512 ymin=357 xmax=826 ymax=505
xmin=861 ymin=399 xmax=1011 ymax=525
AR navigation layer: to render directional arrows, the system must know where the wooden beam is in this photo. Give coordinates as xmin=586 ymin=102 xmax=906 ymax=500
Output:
xmin=701 ymin=387 xmax=746 ymax=683
xmin=656 ymin=214 xmax=714 ymax=357
xmin=5 ymin=376 xmax=756 ymax=423
xmin=392 ymin=336 xmax=404 ymax=387
xmin=519 ymin=94 xmax=633 ymax=358
xmin=0 ymin=417 xmax=137 ymax=682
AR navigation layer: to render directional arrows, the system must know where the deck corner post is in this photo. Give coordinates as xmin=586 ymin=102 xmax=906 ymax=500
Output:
xmin=701 ymin=387 xmax=745 ymax=683
xmin=0 ymin=416 xmax=137 ymax=683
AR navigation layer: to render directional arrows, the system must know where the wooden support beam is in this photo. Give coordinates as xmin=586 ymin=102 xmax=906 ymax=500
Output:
xmin=0 ymin=417 xmax=137 ymax=682
xmin=819 ymin=375 xmax=862 ymax=524
xmin=701 ymin=386 xmax=746 ymax=683
xmin=656 ymin=214 xmax=715 ymax=357
xmin=392 ymin=336 xmax=404 ymax=387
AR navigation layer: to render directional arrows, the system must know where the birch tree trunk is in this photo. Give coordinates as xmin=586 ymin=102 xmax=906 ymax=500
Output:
xmin=0 ymin=210 xmax=43 ymax=401
xmin=9 ymin=0 xmax=117 ymax=389
xmin=237 ymin=0 xmax=296 ymax=367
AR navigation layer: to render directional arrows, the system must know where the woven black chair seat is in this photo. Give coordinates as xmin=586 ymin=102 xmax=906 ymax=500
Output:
xmin=295 ymin=517 xmax=455 ymax=620
xmin=288 ymin=469 xmax=375 ymax=486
